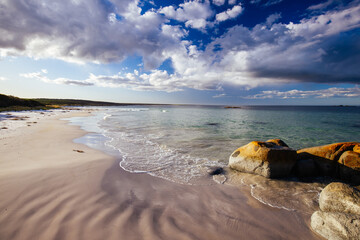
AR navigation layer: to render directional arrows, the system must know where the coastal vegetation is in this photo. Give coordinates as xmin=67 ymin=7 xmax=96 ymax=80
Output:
xmin=0 ymin=93 xmax=159 ymax=112
xmin=0 ymin=94 xmax=49 ymax=112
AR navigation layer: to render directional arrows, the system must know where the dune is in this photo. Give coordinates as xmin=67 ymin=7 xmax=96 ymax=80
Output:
xmin=0 ymin=111 xmax=322 ymax=240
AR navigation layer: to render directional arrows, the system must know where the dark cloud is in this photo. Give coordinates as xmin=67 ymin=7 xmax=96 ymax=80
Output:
xmin=244 ymin=86 xmax=360 ymax=99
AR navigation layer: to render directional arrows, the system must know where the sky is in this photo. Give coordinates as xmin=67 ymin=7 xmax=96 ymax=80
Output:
xmin=0 ymin=0 xmax=359 ymax=105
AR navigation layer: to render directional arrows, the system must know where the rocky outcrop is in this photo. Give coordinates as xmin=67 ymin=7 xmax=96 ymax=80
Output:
xmin=297 ymin=142 xmax=359 ymax=161
xmin=229 ymin=139 xmax=297 ymax=178
xmin=338 ymin=151 xmax=360 ymax=183
xmin=319 ymin=182 xmax=360 ymax=215
xmin=265 ymin=139 xmax=289 ymax=147
xmin=293 ymin=158 xmax=318 ymax=177
xmin=311 ymin=182 xmax=360 ymax=240
xmin=229 ymin=141 xmax=360 ymax=182
xmin=297 ymin=142 xmax=360 ymax=183
xmin=311 ymin=211 xmax=360 ymax=240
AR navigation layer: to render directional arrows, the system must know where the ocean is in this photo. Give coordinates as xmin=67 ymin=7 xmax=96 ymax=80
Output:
xmin=68 ymin=105 xmax=360 ymax=212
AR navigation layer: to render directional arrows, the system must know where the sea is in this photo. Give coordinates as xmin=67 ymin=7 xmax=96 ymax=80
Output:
xmin=68 ymin=105 xmax=360 ymax=212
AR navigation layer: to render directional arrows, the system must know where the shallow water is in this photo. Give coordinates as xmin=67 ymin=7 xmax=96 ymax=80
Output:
xmin=68 ymin=105 xmax=360 ymax=211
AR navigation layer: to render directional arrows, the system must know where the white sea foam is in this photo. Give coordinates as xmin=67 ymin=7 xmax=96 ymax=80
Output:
xmin=103 ymin=113 xmax=112 ymax=120
xmin=250 ymin=184 xmax=296 ymax=211
xmin=102 ymin=129 xmax=224 ymax=185
xmin=77 ymin=106 xmax=351 ymax=212
xmin=116 ymin=108 xmax=149 ymax=112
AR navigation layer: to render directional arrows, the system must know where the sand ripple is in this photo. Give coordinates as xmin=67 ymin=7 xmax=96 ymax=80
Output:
xmin=0 ymin=159 xmax=323 ymax=240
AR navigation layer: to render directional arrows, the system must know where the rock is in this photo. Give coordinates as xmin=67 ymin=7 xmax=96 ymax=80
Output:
xmin=338 ymin=151 xmax=360 ymax=170
xmin=266 ymin=139 xmax=289 ymax=147
xmin=229 ymin=139 xmax=297 ymax=178
xmin=353 ymin=145 xmax=360 ymax=154
xmin=297 ymin=142 xmax=360 ymax=177
xmin=311 ymin=211 xmax=360 ymax=240
xmin=293 ymin=158 xmax=318 ymax=177
xmin=338 ymin=151 xmax=360 ymax=184
xmin=319 ymin=182 xmax=360 ymax=215
xmin=298 ymin=142 xmax=359 ymax=161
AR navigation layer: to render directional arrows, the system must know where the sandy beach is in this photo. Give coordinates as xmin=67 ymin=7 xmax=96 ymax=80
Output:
xmin=0 ymin=111 xmax=323 ymax=240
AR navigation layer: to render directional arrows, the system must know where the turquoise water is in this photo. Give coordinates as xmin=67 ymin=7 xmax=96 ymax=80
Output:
xmin=69 ymin=105 xmax=359 ymax=211
xmin=70 ymin=105 xmax=360 ymax=185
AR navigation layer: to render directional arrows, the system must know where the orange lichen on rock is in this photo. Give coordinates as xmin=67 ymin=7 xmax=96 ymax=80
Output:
xmin=297 ymin=142 xmax=359 ymax=161
xmin=338 ymin=151 xmax=360 ymax=170
xmin=353 ymin=145 xmax=360 ymax=154
xmin=265 ymin=139 xmax=289 ymax=147
xmin=297 ymin=142 xmax=360 ymax=183
xmin=229 ymin=139 xmax=296 ymax=178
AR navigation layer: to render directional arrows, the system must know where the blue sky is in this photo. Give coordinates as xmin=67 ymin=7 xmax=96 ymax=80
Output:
xmin=0 ymin=0 xmax=359 ymax=105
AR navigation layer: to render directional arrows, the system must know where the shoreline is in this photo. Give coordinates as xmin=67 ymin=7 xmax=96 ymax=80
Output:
xmin=0 ymin=110 xmax=322 ymax=239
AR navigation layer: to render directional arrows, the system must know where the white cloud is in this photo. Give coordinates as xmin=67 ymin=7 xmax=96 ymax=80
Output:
xmin=266 ymin=13 xmax=281 ymax=26
xmin=228 ymin=0 xmax=237 ymax=5
xmin=308 ymin=0 xmax=340 ymax=11
xmin=244 ymin=86 xmax=360 ymax=99
xmin=19 ymin=70 xmax=183 ymax=92
xmin=159 ymin=1 xmax=213 ymax=30
xmin=213 ymin=0 xmax=226 ymax=6
xmin=0 ymin=0 xmax=182 ymax=69
xmin=20 ymin=71 xmax=93 ymax=86
xmin=0 ymin=76 xmax=7 ymax=81
xmin=216 ymin=4 xmax=243 ymax=22
xmin=287 ymin=4 xmax=360 ymax=39
xmin=213 ymin=93 xmax=226 ymax=98
xmin=2 ymin=0 xmax=360 ymax=94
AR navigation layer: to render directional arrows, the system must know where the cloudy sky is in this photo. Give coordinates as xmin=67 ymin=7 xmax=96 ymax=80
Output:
xmin=0 ymin=0 xmax=359 ymax=105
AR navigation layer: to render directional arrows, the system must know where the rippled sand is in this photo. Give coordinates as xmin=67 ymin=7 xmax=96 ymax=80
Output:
xmin=0 ymin=112 xmax=322 ymax=240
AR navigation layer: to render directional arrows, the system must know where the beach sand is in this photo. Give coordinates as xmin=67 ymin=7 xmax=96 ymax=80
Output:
xmin=0 ymin=111 xmax=323 ymax=240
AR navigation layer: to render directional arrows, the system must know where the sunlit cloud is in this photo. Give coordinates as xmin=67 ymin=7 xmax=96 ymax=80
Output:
xmin=1 ymin=0 xmax=360 ymax=96
xmin=216 ymin=4 xmax=243 ymax=22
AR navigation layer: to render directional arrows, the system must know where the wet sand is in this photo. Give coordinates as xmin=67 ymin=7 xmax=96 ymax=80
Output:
xmin=0 ymin=112 xmax=323 ymax=240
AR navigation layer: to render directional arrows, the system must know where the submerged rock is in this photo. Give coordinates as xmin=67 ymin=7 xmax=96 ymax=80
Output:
xmin=207 ymin=167 xmax=224 ymax=176
xmin=311 ymin=211 xmax=360 ymax=240
xmin=229 ymin=139 xmax=296 ymax=178
xmin=319 ymin=182 xmax=360 ymax=215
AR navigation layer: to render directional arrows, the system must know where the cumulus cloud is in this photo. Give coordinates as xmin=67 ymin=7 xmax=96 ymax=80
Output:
xmin=265 ymin=13 xmax=281 ymax=26
xmin=206 ymin=3 xmax=360 ymax=88
xmin=216 ymin=4 xmax=243 ymax=22
xmin=244 ymin=86 xmax=360 ymax=99
xmin=228 ymin=0 xmax=237 ymax=5
xmin=159 ymin=1 xmax=213 ymax=30
xmin=0 ymin=0 xmax=182 ymax=69
xmin=213 ymin=0 xmax=226 ymax=6
xmin=2 ymin=0 xmax=360 ymax=94
xmin=20 ymin=69 xmax=185 ymax=92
